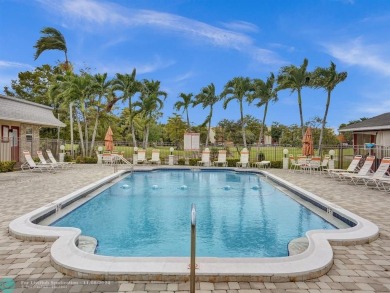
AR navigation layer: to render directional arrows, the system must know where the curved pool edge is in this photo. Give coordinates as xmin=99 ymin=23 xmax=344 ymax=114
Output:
xmin=8 ymin=167 xmax=379 ymax=282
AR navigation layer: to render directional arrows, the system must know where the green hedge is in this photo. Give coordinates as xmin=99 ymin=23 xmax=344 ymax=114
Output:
xmin=0 ymin=161 xmax=16 ymax=172
xmin=75 ymin=156 xmax=98 ymax=164
xmin=227 ymin=159 xmax=240 ymax=167
xmin=270 ymin=160 xmax=283 ymax=168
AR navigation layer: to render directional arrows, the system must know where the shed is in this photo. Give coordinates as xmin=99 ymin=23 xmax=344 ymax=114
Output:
xmin=0 ymin=94 xmax=65 ymax=162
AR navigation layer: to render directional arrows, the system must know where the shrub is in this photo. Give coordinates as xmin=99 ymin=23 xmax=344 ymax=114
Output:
xmin=270 ymin=160 xmax=283 ymax=168
xmin=177 ymin=158 xmax=186 ymax=165
xmin=75 ymin=156 xmax=97 ymax=164
xmin=227 ymin=158 xmax=240 ymax=167
xmin=64 ymin=154 xmax=73 ymax=162
xmin=258 ymin=152 xmax=265 ymax=161
xmin=0 ymin=161 xmax=16 ymax=172
xmin=189 ymin=158 xmax=198 ymax=166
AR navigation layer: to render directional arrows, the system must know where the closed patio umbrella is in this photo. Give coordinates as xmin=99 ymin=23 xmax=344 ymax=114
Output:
xmin=302 ymin=127 xmax=314 ymax=156
xmin=104 ymin=126 xmax=114 ymax=151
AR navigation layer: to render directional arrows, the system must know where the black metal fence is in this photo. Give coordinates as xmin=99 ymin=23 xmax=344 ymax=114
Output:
xmin=2 ymin=137 xmax=390 ymax=170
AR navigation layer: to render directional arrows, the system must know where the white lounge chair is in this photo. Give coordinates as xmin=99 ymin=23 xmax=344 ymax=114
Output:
xmin=46 ymin=149 xmax=74 ymax=168
xmin=21 ymin=151 xmax=55 ymax=172
xmin=37 ymin=151 xmax=60 ymax=169
xmin=213 ymin=150 xmax=227 ymax=167
xmin=339 ymin=156 xmax=375 ymax=184
xmin=197 ymin=148 xmax=211 ymax=166
xmin=327 ymin=155 xmax=362 ymax=177
xmin=148 ymin=149 xmax=161 ymax=165
xmin=360 ymin=157 xmax=390 ymax=189
xmin=136 ymin=149 xmax=148 ymax=164
xmin=236 ymin=148 xmax=249 ymax=168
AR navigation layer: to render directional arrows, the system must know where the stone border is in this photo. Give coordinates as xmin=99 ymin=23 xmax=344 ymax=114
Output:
xmin=8 ymin=167 xmax=379 ymax=282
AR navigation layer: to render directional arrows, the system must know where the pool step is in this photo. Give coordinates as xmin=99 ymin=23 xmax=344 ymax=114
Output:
xmin=77 ymin=236 xmax=98 ymax=254
xmin=288 ymin=237 xmax=309 ymax=256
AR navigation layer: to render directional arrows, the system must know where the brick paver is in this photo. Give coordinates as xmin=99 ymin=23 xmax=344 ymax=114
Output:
xmin=1 ymin=166 xmax=390 ymax=292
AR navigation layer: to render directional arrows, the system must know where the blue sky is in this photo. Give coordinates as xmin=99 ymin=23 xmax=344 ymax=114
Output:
xmin=1 ymin=0 xmax=390 ymax=132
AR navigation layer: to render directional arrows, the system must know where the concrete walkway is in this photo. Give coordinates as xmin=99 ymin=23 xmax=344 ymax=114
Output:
xmin=0 ymin=165 xmax=389 ymax=292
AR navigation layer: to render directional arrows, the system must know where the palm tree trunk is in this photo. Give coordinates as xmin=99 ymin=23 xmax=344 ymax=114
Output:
xmin=89 ymin=112 xmax=100 ymax=157
xmin=259 ymin=102 xmax=269 ymax=145
xmin=240 ymin=101 xmax=247 ymax=148
xmin=145 ymin=124 xmax=150 ymax=149
xmin=69 ymin=102 xmax=74 ymax=157
xmin=76 ymin=110 xmax=85 ymax=157
xmin=83 ymin=107 xmax=88 ymax=156
xmin=186 ymin=109 xmax=190 ymax=131
xmin=298 ymin=89 xmax=305 ymax=139
xmin=318 ymin=90 xmax=331 ymax=155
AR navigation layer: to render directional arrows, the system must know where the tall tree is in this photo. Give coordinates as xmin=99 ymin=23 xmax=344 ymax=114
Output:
xmin=312 ymin=62 xmax=347 ymax=154
xmin=277 ymin=58 xmax=311 ymax=139
xmin=111 ymin=69 xmax=141 ymax=147
xmin=34 ymin=27 xmax=71 ymax=71
xmin=134 ymin=79 xmax=167 ymax=148
xmin=221 ymin=77 xmax=253 ymax=148
xmin=89 ymin=73 xmax=111 ymax=156
xmin=249 ymin=73 xmax=278 ymax=145
xmin=33 ymin=26 xmax=75 ymax=155
xmin=194 ymin=83 xmax=220 ymax=147
xmin=174 ymin=93 xmax=194 ymax=130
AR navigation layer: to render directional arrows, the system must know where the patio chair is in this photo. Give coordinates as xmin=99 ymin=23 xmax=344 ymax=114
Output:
xmin=21 ymin=151 xmax=55 ymax=172
xmin=46 ymin=149 xmax=74 ymax=168
xmin=236 ymin=148 xmax=249 ymax=168
xmin=319 ymin=155 xmax=329 ymax=175
xmin=148 ymin=149 xmax=161 ymax=165
xmin=359 ymin=157 xmax=390 ymax=188
xmin=197 ymin=148 xmax=211 ymax=166
xmin=307 ymin=156 xmax=321 ymax=174
xmin=289 ymin=155 xmax=302 ymax=172
xmin=339 ymin=155 xmax=375 ymax=183
xmin=297 ymin=155 xmax=310 ymax=173
xmin=136 ymin=149 xmax=148 ymax=164
xmin=213 ymin=150 xmax=227 ymax=167
xmin=327 ymin=155 xmax=362 ymax=177
xmin=102 ymin=153 xmax=114 ymax=165
xmin=37 ymin=151 xmax=60 ymax=169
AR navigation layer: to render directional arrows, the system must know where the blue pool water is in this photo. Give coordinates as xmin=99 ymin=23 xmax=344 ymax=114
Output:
xmin=52 ymin=170 xmax=336 ymax=257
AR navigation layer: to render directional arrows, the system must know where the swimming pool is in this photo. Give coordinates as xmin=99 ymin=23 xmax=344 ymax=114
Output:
xmin=51 ymin=170 xmax=336 ymax=257
xmin=9 ymin=167 xmax=379 ymax=282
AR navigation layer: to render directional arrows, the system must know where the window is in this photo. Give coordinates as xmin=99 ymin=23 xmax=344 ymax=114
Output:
xmin=26 ymin=128 xmax=33 ymax=142
xmin=1 ymin=125 xmax=9 ymax=142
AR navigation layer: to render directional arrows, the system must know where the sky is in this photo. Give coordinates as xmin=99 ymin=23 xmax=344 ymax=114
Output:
xmin=1 ymin=0 xmax=390 ymax=132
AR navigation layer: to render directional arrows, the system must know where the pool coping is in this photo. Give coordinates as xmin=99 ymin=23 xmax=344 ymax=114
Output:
xmin=8 ymin=167 xmax=379 ymax=282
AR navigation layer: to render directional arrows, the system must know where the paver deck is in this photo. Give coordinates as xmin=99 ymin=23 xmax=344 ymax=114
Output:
xmin=1 ymin=165 xmax=389 ymax=292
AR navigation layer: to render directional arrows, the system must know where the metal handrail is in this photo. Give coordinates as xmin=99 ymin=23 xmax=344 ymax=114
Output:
xmin=190 ymin=204 xmax=196 ymax=293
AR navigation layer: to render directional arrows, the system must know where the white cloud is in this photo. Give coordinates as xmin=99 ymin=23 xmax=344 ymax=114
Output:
xmin=0 ymin=60 xmax=34 ymax=69
xmin=37 ymin=0 xmax=283 ymax=64
xmin=220 ymin=21 xmax=259 ymax=33
xmin=323 ymin=37 xmax=390 ymax=76
xmin=173 ymin=71 xmax=194 ymax=83
xmin=93 ymin=56 xmax=175 ymax=75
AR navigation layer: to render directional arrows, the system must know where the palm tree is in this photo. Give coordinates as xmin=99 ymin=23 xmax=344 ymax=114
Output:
xmin=312 ymin=62 xmax=347 ymax=154
xmin=33 ymin=27 xmax=75 ymax=155
xmin=221 ymin=77 xmax=253 ymax=148
xmin=34 ymin=27 xmax=71 ymax=71
xmin=174 ymin=93 xmax=194 ymax=130
xmin=194 ymin=83 xmax=220 ymax=147
xmin=89 ymin=73 xmax=111 ymax=156
xmin=249 ymin=73 xmax=279 ymax=145
xmin=134 ymin=79 xmax=167 ymax=148
xmin=277 ymin=58 xmax=311 ymax=139
xmin=111 ymin=69 xmax=141 ymax=147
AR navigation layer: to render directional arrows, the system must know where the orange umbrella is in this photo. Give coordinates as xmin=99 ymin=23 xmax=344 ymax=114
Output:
xmin=104 ymin=126 xmax=114 ymax=151
xmin=302 ymin=127 xmax=314 ymax=156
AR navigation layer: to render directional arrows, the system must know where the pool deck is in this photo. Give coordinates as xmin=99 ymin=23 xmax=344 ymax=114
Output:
xmin=1 ymin=165 xmax=390 ymax=292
